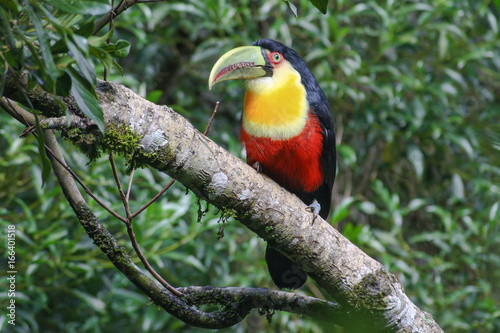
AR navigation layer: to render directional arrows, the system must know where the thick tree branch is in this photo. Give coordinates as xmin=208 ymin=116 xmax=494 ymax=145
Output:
xmin=1 ymin=76 xmax=443 ymax=332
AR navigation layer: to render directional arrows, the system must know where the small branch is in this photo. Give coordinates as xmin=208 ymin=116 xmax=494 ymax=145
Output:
xmin=1 ymin=97 xmax=28 ymax=124
xmin=3 ymin=70 xmax=66 ymax=117
xmin=178 ymin=286 xmax=342 ymax=322
xmin=126 ymin=221 xmax=183 ymax=297
xmin=204 ymin=101 xmax=219 ymax=136
xmin=109 ymin=154 xmax=181 ymax=296
xmin=130 ymin=179 xmax=175 ymax=218
xmin=93 ymin=0 xmax=137 ymax=35
xmin=40 ymin=115 xmax=87 ymax=129
xmin=109 ymin=152 xmax=131 ymax=218
xmin=126 ymin=167 xmax=134 ymax=202
xmin=46 ymin=146 xmax=127 ymax=222
xmin=19 ymin=115 xmax=89 ymax=137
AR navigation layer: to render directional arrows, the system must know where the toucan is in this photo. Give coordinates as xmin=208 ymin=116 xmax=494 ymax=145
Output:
xmin=208 ymin=38 xmax=336 ymax=289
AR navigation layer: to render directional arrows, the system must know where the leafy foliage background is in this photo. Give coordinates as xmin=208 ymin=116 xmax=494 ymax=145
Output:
xmin=1 ymin=0 xmax=499 ymax=332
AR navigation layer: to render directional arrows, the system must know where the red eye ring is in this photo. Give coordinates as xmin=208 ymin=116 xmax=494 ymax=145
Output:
xmin=270 ymin=52 xmax=283 ymax=64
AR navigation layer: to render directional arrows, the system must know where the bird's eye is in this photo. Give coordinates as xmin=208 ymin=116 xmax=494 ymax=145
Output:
xmin=272 ymin=52 xmax=282 ymax=63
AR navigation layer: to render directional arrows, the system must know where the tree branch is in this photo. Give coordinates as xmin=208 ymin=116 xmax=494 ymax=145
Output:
xmin=93 ymin=0 xmax=138 ymax=35
xmin=1 ymin=76 xmax=443 ymax=332
xmin=0 ymin=98 xmax=342 ymax=329
xmin=178 ymin=286 xmax=342 ymax=322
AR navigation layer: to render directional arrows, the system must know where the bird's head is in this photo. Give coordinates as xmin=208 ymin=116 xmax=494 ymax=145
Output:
xmin=208 ymin=39 xmax=325 ymax=139
xmin=208 ymin=38 xmax=310 ymax=92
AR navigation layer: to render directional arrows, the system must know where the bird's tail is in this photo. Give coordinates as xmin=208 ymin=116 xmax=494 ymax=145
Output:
xmin=265 ymin=244 xmax=307 ymax=289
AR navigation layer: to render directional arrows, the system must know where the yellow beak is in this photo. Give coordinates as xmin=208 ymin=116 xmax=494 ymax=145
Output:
xmin=208 ymin=46 xmax=272 ymax=90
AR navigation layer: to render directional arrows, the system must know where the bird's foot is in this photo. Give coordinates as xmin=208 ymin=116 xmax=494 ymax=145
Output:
xmin=252 ymin=161 xmax=262 ymax=173
xmin=306 ymin=199 xmax=321 ymax=224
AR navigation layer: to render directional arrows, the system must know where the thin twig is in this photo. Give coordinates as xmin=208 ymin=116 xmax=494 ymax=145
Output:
xmin=19 ymin=115 xmax=87 ymax=137
xmin=204 ymin=101 xmax=219 ymax=136
xmin=126 ymin=167 xmax=135 ymax=203
xmin=109 ymin=152 xmax=132 ymax=218
xmin=126 ymin=221 xmax=183 ymax=297
xmin=46 ymin=145 xmax=127 ymax=221
xmin=130 ymin=179 xmax=175 ymax=219
xmin=93 ymin=0 xmax=133 ymax=35
xmin=112 ymin=160 xmax=181 ymax=297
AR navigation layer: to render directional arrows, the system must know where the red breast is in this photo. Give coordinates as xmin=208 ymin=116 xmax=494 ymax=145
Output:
xmin=240 ymin=112 xmax=324 ymax=193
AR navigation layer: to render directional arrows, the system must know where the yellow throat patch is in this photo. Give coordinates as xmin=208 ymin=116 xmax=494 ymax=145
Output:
xmin=243 ymin=61 xmax=309 ymax=140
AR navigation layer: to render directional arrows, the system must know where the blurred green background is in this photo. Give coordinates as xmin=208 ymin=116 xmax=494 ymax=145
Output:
xmin=1 ymin=0 xmax=499 ymax=332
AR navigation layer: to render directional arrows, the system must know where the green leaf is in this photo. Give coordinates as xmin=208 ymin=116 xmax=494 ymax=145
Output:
xmin=0 ymin=7 xmax=20 ymax=58
xmin=52 ymin=96 xmax=69 ymax=116
xmin=438 ymin=30 xmax=448 ymax=59
xmin=54 ymin=55 xmax=75 ymax=71
xmin=70 ymin=289 xmax=106 ymax=314
xmin=66 ymin=66 xmax=105 ymax=132
xmin=426 ymin=205 xmax=453 ymax=232
xmin=49 ymin=0 xmax=111 ymax=15
xmin=88 ymin=30 xmax=114 ymax=48
xmin=406 ymin=199 xmax=427 ymax=212
xmin=146 ymin=90 xmax=163 ymax=104
xmin=163 ymin=252 xmax=207 ymax=272
xmin=76 ymin=17 xmax=97 ymax=38
xmin=88 ymin=32 xmax=129 ymax=75
xmin=111 ymin=58 xmax=124 ymax=76
xmin=407 ymin=144 xmax=424 ymax=180
xmin=34 ymin=113 xmax=53 ymax=186
xmin=359 ymin=201 xmax=377 ymax=215
xmin=89 ymin=44 xmax=113 ymax=72
xmin=310 ymin=0 xmax=328 ymax=14
xmin=25 ymin=1 xmax=58 ymax=92
xmin=489 ymin=202 xmax=499 ymax=222
xmin=103 ymin=39 xmax=131 ymax=58
xmin=22 ymin=29 xmax=48 ymax=71
xmin=494 ymin=0 xmax=500 ymax=13
xmin=42 ymin=229 xmax=68 ymax=245
xmin=55 ymin=71 xmax=72 ymax=96
xmin=337 ymin=144 xmax=357 ymax=167
xmin=330 ymin=197 xmax=356 ymax=223
xmin=67 ymin=37 xmax=96 ymax=85
xmin=0 ymin=53 xmax=6 ymax=97
xmin=451 ymin=173 xmax=465 ymax=201
xmin=282 ymin=0 xmax=298 ymax=17
xmin=0 ymin=0 xmax=20 ymax=13
xmin=89 ymin=44 xmax=124 ymax=76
